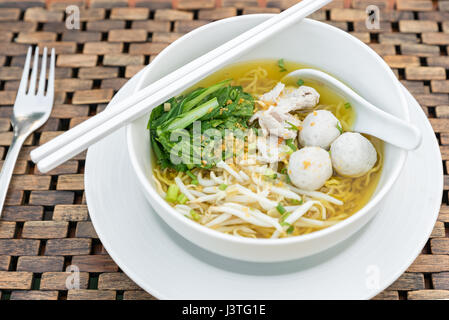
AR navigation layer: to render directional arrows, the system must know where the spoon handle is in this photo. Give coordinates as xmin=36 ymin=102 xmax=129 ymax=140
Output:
xmin=352 ymin=99 xmax=422 ymax=150
xmin=287 ymin=69 xmax=422 ymax=150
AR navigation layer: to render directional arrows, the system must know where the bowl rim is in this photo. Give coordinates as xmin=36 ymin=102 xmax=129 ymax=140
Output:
xmin=126 ymin=14 xmax=408 ymax=246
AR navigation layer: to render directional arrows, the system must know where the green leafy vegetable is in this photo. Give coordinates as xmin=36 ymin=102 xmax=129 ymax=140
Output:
xmin=148 ymin=79 xmax=255 ymax=171
xmin=291 ymin=199 xmax=303 ymax=205
xmin=287 ymin=225 xmax=295 ymax=234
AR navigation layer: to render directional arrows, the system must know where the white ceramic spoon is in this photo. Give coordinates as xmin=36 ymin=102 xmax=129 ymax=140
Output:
xmin=283 ymin=69 xmax=422 ymax=150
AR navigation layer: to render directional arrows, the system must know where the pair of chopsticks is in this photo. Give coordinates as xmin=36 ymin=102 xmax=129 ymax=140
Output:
xmin=31 ymin=0 xmax=332 ymax=173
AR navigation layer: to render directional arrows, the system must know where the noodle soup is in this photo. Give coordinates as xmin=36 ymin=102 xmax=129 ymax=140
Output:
xmin=148 ymin=59 xmax=383 ymax=239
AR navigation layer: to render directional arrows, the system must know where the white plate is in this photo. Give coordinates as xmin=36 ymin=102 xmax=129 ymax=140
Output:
xmin=85 ymin=69 xmax=442 ymax=300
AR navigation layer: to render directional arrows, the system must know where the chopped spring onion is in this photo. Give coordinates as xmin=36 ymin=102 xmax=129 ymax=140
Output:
xmin=296 ymin=78 xmax=304 ymax=86
xmin=285 ymin=139 xmax=297 ymax=151
xmin=186 ymin=170 xmax=199 ymax=185
xmin=177 ymin=193 xmax=188 ymax=204
xmin=166 ymin=184 xmax=179 ymax=203
xmin=276 ymin=203 xmax=286 ymax=214
xmin=280 ymin=211 xmax=291 ymax=223
xmin=344 ymin=102 xmax=351 ymax=109
xmin=190 ymin=210 xmax=200 ymax=221
xmin=287 ymin=225 xmax=295 ymax=234
xmin=263 ymin=168 xmax=277 ymax=180
xmin=186 ymin=170 xmax=196 ymax=179
xmin=264 ymin=173 xmax=277 ymax=180
xmin=336 ymin=122 xmax=343 ymax=134
xmin=277 ymin=58 xmax=287 ymax=72
xmin=286 ymin=121 xmax=299 ymax=131
xmin=291 ymin=198 xmax=303 ymax=205
xmin=219 ymin=184 xmax=228 ymax=191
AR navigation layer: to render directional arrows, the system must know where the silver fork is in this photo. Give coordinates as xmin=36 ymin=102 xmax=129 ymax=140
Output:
xmin=0 ymin=47 xmax=55 ymax=215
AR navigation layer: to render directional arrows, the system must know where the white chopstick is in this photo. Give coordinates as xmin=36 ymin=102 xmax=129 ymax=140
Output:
xmin=32 ymin=0 xmax=327 ymax=165
xmin=32 ymin=0 xmax=331 ymax=173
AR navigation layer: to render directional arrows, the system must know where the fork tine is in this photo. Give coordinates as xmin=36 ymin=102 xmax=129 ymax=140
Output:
xmin=47 ymin=48 xmax=55 ymax=99
xmin=27 ymin=46 xmax=39 ymax=95
xmin=17 ymin=47 xmax=32 ymax=95
xmin=37 ymin=47 xmax=47 ymax=95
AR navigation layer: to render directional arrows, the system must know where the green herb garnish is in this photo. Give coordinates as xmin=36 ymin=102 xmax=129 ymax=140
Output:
xmin=177 ymin=193 xmax=188 ymax=204
xmin=189 ymin=210 xmax=200 ymax=221
xmin=286 ymin=121 xmax=299 ymax=131
xmin=276 ymin=203 xmax=286 ymax=214
xmin=166 ymin=184 xmax=179 ymax=203
xmin=186 ymin=171 xmax=199 ymax=185
xmin=344 ymin=102 xmax=351 ymax=109
xmin=287 ymin=225 xmax=295 ymax=234
xmin=280 ymin=212 xmax=291 ymax=223
xmin=219 ymin=184 xmax=228 ymax=191
xmin=296 ymin=78 xmax=304 ymax=86
xmin=285 ymin=138 xmax=298 ymax=151
xmin=277 ymin=59 xmax=287 ymax=72
xmin=336 ymin=122 xmax=343 ymax=134
xmin=186 ymin=170 xmax=196 ymax=179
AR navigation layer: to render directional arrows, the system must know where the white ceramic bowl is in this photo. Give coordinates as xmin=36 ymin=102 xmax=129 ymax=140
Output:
xmin=127 ymin=15 xmax=408 ymax=263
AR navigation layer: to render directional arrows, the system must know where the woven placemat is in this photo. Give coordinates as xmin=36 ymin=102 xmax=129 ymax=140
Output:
xmin=0 ymin=0 xmax=447 ymax=300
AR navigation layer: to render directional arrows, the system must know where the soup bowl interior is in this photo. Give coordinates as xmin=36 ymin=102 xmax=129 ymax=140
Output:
xmin=127 ymin=15 xmax=407 ymax=262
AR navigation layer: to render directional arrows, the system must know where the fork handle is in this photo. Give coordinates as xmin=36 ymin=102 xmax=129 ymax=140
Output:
xmin=0 ymin=133 xmax=26 ymax=216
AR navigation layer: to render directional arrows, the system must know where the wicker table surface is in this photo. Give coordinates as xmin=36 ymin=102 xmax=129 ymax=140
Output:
xmin=0 ymin=0 xmax=447 ymax=300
